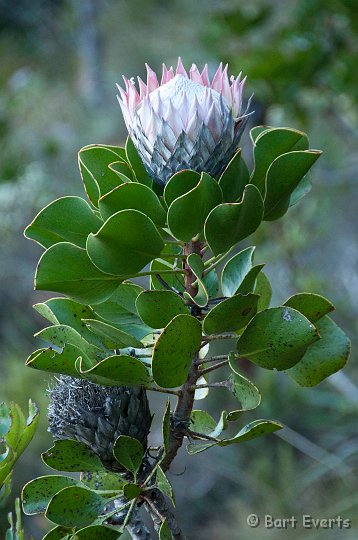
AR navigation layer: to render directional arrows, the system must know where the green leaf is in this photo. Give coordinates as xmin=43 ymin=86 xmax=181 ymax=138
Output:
xmin=203 ymin=294 xmax=259 ymax=335
xmin=263 ymin=150 xmax=322 ymax=221
xmin=0 ymin=402 xmax=11 ymax=437
xmin=221 ymin=247 xmax=256 ymax=297
xmin=14 ymin=399 xmax=40 ymax=458
xmin=162 ymin=401 xmax=171 ymax=456
xmin=123 ymin=483 xmax=141 ymax=500
xmin=71 ymin=525 xmax=122 ymax=539
xmin=125 ymin=136 xmax=152 ymax=187
xmin=284 ymin=293 xmax=334 ymax=322
xmin=236 ymin=264 xmax=265 ymax=295
xmin=227 ymin=369 xmax=261 ymax=418
xmin=22 ymin=475 xmax=80 ymax=515
xmin=187 ymin=411 xmax=228 ymax=455
xmin=290 ymin=175 xmax=312 ymax=206
xmin=218 ymin=419 xmax=283 ymax=446
xmin=34 ymin=298 xmax=105 ymax=348
xmin=254 ymin=272 xmax=272 ymax=311
xmin=4 ymin=403 xmax=25 ymax=450
xmin=159 ymin=519 xmax=173 ymax=540
xmin=218 ymin=149 xmax=250 ymax=202
xmin=163 ymin=170 xmax=200 ymax=207
xmin=251 ymin=127 xmax=309 ymax=193
xmin=35 ymin=242 xmax=119 ymax=304
xmin=167 ymin=172 xmax=222 ymax=241
xmin=87 ymin=210 xmax=164 ymax=275
xmin=94 ymin=282 xmax=144 ymax=315
xmin=156 ymin=466 xmax=175 ymax=506
xmin=24 ymin=197 xmax=102 ymax=249
xmin=80 ymin=470 xmax=126 ymax=492
xmin=149 ymin=245 xmax=185 ymax=293
xmin=249 ymin=126 xmax=270 ymax=144
xmin=42 ymin=440 xmax=104 ymax=473
xmin=79 ymin=145 xmax=131 ymax=205
xmin=108 ymin=160 xmax=133 ymax=183
xmin=77 ymin=355 xmax=150 ymax=387
xmin=236 ymin=307 xmax=320 ymax=370
xmin=203 ymin=269 xmax=219 ymax=299
xmin=113 ymin=436 xmax=144 ymax=475
xmin=205 ymin=184 xmax=264 ymax=256
xmin=82 ymin=319 xmax=143 ymax=349
xmin=43 ymin=526 xmax=72 ymax=540
xmin=99 ymin=182 xmax=166 ymax=226
xmin=25 ymin=346 xmax=84 ymax=377
xmin=184 ymin=253 xmax=208 ymax=308
xmin=152 ymin=314 xmax=202 ymax=388
xmin=45 ymin=486 xmax=105 ymax=528
xmin=34 ymin=325 xmax=99 ymax=364
xmin=136 ymin=290 xmax=189 ymax=329
xmin=286 ymin=316 xmax=350 ymax=387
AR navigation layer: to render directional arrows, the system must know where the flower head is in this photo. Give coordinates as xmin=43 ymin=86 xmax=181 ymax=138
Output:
xmin=117 ymin=58 xmax=251 ymax=185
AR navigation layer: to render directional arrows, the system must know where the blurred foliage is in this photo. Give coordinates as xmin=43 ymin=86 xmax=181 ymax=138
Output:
xmin=0 ymin=0 xmax=357 ymax=538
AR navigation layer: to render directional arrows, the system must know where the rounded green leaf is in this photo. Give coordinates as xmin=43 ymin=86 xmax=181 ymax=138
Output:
xmin=237 ymin=307 xmax=320 ymax=370
xmin=167 ymin=172 xmax=222 ymax=241
xmin=45 ymin=486 xmax=105 ymax=528
xmin=136 ymin=290 xmax=189 ymax=329
xmin=221 ymin=247 xmax=256 ymax=297
xmin=25 ymin=345 xmax=84 ymax=377
xmin=163 ymin=170 xmax=200 ymax=207
xmin=34 ymin=298 xmax=104 ymax=348
xmin=81 ymin=470 xmax=126 ymax=491
xmin=251 ymin=127 xmax=309 ymax=193
xmin=22 ymin=475 xmax=80 ymax=515
xmin=254 ymin=272 xmax=272 ymax=311
xmin=284 ymin=293 xmax=334 ymax=322
xmin=123 ymin=483 xmax=141 ymax=499
xmin=77 ymin=355 xmax=150 ymax=387
xmin=24 ymin=196 xmax=102 ymax=249
xmin=227 ymin=370 xmax=261 ymax=418
xmin=125 ymin=136 xmax=153 ymax=187
xmin=70 ymin=525 xmax=121 ymax=539
xmin=42 ymin=440 xmax=104 ymax=472
xmin=286 ymin=316 xmax=350 ymax=387
xmin=34 ymin=325 xmax=99 ymax=364
xmin=79 ymin=145 xmax=131 ymax=205
xmin=35 ymin=242 xmax=119 ymax=304
xmin=99 ymin=182 xmax=166 ymax=226
xmin=264 ymin=150 xmax=322 ymax=221
xmin=152 ymin=314 xmax=202 ymax=388
xmin=218 ymin=419 xmax=283 ymax=446
xmin=87 ymin=210 xmax=164 ymax=275
xmin=43 ymin=526 xmax=71 ymax=540
xmin=203 ymin=294 xmax=259 ymax=335
xmin=113 ymin=435 xmax=144 ymax=475
xmin=218 ymin=149 xmax=250 ymax=202
xmin=82 ymin=319 xmax=143 ymax=349
xmin=205 ymin=184 xmax=264 ymax=256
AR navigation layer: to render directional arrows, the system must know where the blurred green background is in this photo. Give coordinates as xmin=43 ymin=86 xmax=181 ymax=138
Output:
xmin=0 ymin=0 xmax=357 ymax=538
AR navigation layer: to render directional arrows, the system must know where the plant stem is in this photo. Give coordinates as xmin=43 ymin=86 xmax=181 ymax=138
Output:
xmin=202 ymin=333 xmax=238 ymax=342
xmin=202 ymin=246 xmax=235 ymax=276
xmin=196 ymin=354 xmax=229 ymax=365
xmin=200 ymin=359 xmax=229 ymax=376
xmin=123 ymin=269 xmax=186 ymax=279
xmin=147 ymin=387 xmax=181 ymax=397
xmin=194 ymin=381 xmax=228 ymax=389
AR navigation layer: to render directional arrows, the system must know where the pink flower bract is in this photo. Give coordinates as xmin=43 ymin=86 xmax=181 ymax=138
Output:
xmin=117 ymin=58 xmax=251 ymax=185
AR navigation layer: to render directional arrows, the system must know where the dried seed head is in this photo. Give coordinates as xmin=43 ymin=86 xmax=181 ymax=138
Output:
xmin=48 ymin=376 xmax=152 ymax=471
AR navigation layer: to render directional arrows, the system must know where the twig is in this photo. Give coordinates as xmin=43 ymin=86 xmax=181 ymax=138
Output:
xmin=147 ymin=387 xmax=181 ymax=397
xmin=200 ymin=359 xmax=229 ymax=376
xmin=202 ymin=333 xmax=238 ymax=342
xmin=196 ymin=354 xmax=229 ymax=365
xmin=194 ymin=381 xmax=228 ymax=390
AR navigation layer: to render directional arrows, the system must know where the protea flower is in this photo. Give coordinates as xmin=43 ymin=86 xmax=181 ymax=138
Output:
xmin=48 ymin=376 xmax=152 ymax=472
xmin=117 ymin=58 xmax=251 ymax=185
